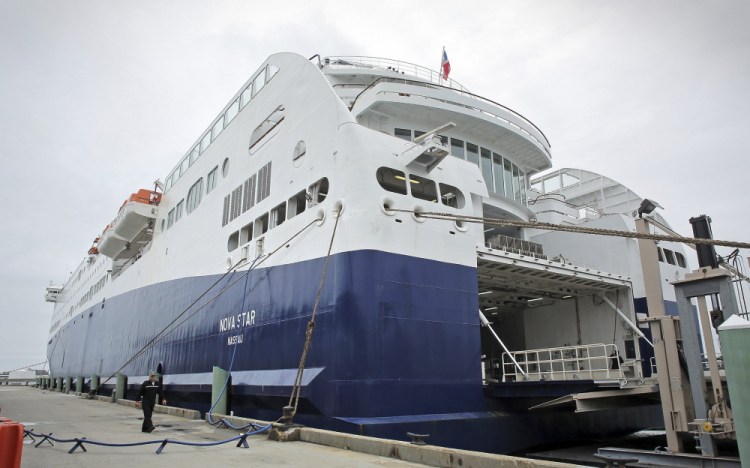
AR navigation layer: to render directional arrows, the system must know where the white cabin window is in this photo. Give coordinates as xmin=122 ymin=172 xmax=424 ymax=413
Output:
xmin=466 ymin=143 xmax=479 ymax=166
xmin=410 ymin=175 xmax=438 ymax=203
xmin=240 ymin=222 xmax=253 ymax=244
xmin=439 ymin=183 xmax=465 ymax=209
xmin=167 ymin=208 xmax=175 ymax=228
xmin=206 ymin=166 xmax=218 ymax=193
xmin=225 ymin=98 xmax=240 ymax=125
xmin=179 ymin=156 xmax=189 ymax=176
xmin=450 ymin=138 xmax=465 ymax=159
xmin=254 ymin=213 xmax=269 ymax=236
xmin=175 ymin=199 xmax=184 ymax=222
xmin=249 ymin=106 xmax=285 ymax=151
xmin=663 ymin=249 xmax=676 ymax=265
xmin=288 ymin=190 xmax=307 ymax=219
xmin=240 ymin=85 xmax=252 ymax=109
xmin=252 ymin=68 xmax=266 ymax=97
xmin=200 ymin=132 xmax=211 ymax=154
xmin=222 ymin=158 xmax=230 ymax=178
xmin=267 ymin=64 xmax=279 ymax=81
xmin=308 ymin=177 xmax=329 ymax=207
xmin=394 ymin=128 xmax=411 ymax=141
xmin=186 ymin=178 xmax=204 ymax=214
xmin=227 ymin=231 xmax=239 ymax=252
xmin=270 ymin=202 xmax=286 ymax=228
xmin=188 ymin=145 xmax=200 ymax=165
xmin=376 ymin=167 xmax=407 ymax=195
xmin=211 ymin=115 xmax=225 ymax=141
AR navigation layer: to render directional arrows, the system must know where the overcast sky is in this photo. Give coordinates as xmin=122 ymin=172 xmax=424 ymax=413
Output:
xmin=1 ymin=1 xmax=748 ymax=372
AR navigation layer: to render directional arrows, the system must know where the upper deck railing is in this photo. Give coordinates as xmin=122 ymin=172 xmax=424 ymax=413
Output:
xmin=323 ymin=56 xmax=551 ymax=151
xmin=323 ymin=55 xmax=470 ymax=92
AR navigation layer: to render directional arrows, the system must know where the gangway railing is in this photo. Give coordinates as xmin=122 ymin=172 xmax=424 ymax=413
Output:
xmin=502 ymin=343 xmax=627 ymax=383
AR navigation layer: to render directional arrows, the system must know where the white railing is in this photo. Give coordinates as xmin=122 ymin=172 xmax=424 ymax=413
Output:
xmin=324 ymin=55 xmax=469 ymax=92
xmin=502 ymin=343 xmax=626 ymax=382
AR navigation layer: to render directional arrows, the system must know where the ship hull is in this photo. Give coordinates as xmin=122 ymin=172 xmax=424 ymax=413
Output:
xmin=48 ymin=249 xmax=660 ymax=453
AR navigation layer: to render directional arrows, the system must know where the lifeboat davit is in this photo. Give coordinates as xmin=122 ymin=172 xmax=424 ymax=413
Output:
xmin=98 ymin=189 xmax=161 ymax=260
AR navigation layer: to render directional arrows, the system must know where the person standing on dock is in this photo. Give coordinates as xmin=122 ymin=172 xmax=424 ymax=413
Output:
xmin=135 ymin=371 xmax=166 ymax=433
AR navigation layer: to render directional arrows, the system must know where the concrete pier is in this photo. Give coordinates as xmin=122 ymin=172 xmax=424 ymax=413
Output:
xmin=0 ymin=386 xmax=578 ymax=468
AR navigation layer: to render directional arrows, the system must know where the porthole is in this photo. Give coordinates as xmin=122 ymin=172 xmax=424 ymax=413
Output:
xmin=222 ymin=158 xmax=230 ymax=178
xmin=292 ymin=140 xmax=306 ymax=167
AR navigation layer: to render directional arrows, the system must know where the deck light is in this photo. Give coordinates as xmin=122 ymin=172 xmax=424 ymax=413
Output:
xmin=637 ymin=198 xmax=662 ymax=218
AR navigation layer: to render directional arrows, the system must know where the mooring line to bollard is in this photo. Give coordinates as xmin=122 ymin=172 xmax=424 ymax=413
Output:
xmin=24 ymin=424 xmax=271 ymax=455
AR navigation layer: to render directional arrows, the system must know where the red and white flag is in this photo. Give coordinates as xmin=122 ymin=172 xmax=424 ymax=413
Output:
xmin=440 ymin=47 xmax=451 ymax=80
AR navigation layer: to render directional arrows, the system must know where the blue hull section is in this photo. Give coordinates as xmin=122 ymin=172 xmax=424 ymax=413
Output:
xmin=50 ymin=250 xmax=661 ymax=453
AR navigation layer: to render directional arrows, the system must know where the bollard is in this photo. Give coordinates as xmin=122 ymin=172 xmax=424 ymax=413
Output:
xmin=211 ymin=366 xmax=229 ymax=416
xmin=718 ymin=315 xmax=750 ymax=463
xmin=76 ymin=375 xmax=83 ymax=394
xmin=57 ymin=377 xmax=64 ymax=393
xmin=91 ymin=375 xmax=100 ymax=393
xmin=115 ymin=373 xmax=127 ymax=402
xmin=65 ymin=377 xmax=72 ymax=394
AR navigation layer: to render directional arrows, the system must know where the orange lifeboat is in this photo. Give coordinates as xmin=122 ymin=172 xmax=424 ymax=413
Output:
xmin=98 ymin=190 xmax=161 ymax=260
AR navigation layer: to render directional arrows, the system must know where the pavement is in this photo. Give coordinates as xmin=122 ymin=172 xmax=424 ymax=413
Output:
xmin=1 ymin=386 xmax=423 ymax=468
xmin=2 ymin=386 xmax=582 ymax=468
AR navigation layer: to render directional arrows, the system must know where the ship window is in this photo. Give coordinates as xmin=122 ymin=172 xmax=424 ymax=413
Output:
xmin=268 ymin=64 xmax=279 ymax=81
xmin=241 ymin=85 xmax=252 ymax=108
xmin=200 ymin=131 xmax=211 ymax=154
xmin=439 ymin=183 xmax=465 ymax=209
xmin=466 ymin=143 xmax=479 ymax=166
xmin=225 ymin=98 xmax=240 ymax=125
xmin=480 ymin=148 xmax=493 ymax=190
xmin=186 ymin=178 xmax=204 ymax=214
xmin=180 ymin=156 xmax=190 ymax=176
xmin=562 ymin=173 xmax=579 ymax=188
xmin=450 ymin=138 xmax=464 ymax=159
xmin=663 ymin=248 xmax=676 ymax=265
xmin=308 ymin=177 xmax=329 ymax=206
xmin=270 ymin=202 xmax=286 ymax=228
xmin=254 ymin=213 xmax=269 ymax=235
xmin=292 ymin=140 xmax=306 ymax=166
xmin=211 ymin=115 xmax=225 ymax=141
xmin=530 ymin=179 xmax=542 ymax=192
xmin=376 ymin=167 xmax=408 ymax=195
xmin=657 ymin=247 xmax=664 ymax=262
xmin=206 ymin=166 xmax=218 ymax=193
xmin=410 ymin=175 xmax=438 ymax=203
xmin=414 ymin=130 xmax=425 ymax=139
xmin=394 ymin=128 xmax=411 ymax=141
xmin=165 ymin=174 xmax=173 ymax=191
xmin=519 ymin=169 xmax=527 ymax=205
xmin=240 ymin=222 xmax=253 ymax=244
xmin=222 ymin=158 xmax=229 ymax=178
xmin=252 ymin=68 xmax=266 ymax=97
xmin=493 ymin=152 xmax=505 ymax=195
xmin=503 ymin=159 xmax=514 ymax=198
xmin=543 ymin=175 xmax=560 ymax=193
xmin=227 ymin=231 xmax=239 ymax=252
xmin=161 ymin=219 xmax=166 ymax=232
xmin=167 ymin=208 xmax=175 ymax=228
xmin=288 ymin=190 xmax=307 ymax=218
xmin=189 ymin=145 xmax=200 ymax=165
xmin=175 ymin=199 xmax=184 ymax=222
xmin=249 ymin=105 xmax=285 ymax=152
xmin=513 ymin=164 xmax=521 ymax=202
xmin=675 ymin=252 xmax=687 ymax=268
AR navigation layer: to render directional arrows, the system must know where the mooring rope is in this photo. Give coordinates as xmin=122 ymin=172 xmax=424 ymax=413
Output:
xmin=388 ymin=209 xmax=750 ymax=249
xmin=287 ymin=209 xmax=342 ymax=420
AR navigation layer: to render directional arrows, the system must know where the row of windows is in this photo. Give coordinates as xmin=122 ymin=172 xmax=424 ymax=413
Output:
xmin=164 ymin=163 xmax=221 ymax=231
xmin=222 ymin=161 xmax=272 ymax=226
xmin=77 ymin=275 xmax=107 ymax=309
xmin=165 ymin=63 xmax=280 ymax=192
xmin=227 ymin=178 xmax=329 ymax=253
xmin=376 ymin=167 xmax=465 ymax=208
xmin=530 ymin=172 xmax=580 ymax=194
xmin=658 ymin=247 xmax=687 ymax=268
xmin=395 ymin=128 xmax=527 ymax=205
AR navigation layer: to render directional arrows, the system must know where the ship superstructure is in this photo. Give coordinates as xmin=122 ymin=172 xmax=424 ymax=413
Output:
xmin=45 ymin=53 xmax=687 ymax=453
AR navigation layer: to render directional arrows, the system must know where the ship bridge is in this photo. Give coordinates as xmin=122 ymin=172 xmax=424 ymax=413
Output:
xmin=322 ymin=56 xmax=551 ymax=173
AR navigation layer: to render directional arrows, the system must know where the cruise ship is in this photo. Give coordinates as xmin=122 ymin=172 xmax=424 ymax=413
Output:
xmin=45 ymin=53 xmax=690 ymax=454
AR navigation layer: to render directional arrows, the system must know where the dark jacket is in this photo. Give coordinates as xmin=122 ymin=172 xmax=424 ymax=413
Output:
xmin=136 ymin=379 xmax=164 ymax=403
